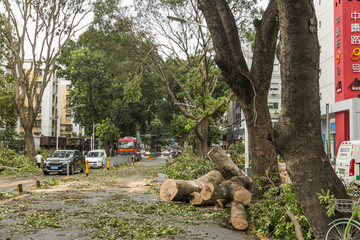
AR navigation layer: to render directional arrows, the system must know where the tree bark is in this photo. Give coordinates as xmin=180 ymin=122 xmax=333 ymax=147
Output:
xmin=230 ymin=201 xmax=248 ymax=230
xmin=198 ymin=0 xmax=280 ymax=195
xmin=159 ymin=170 xmax=224 ymax=201
xmin=24 ymin=125 xmax=35 ymax=157
xmin=208 ymin=145 xmax=250 ymax=181
xmin=194 ymin=118 xmax=210 ymax=156
xmin=274 ymin=1 xmax=349 ymax=238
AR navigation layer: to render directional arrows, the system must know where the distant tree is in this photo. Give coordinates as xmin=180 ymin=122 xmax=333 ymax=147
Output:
xmin=96 ymin=118 xmax=121 ymax=155
xmin=0 ymin=0 xmax=93 ymax=156
xmin=130 ymin=0 xmax=249 ymax=156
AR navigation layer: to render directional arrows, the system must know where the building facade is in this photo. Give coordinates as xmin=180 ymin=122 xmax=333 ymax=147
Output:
xmin=220 ymin=45 xmax=282 ymax=147
xmin=16 ymin=60 xmax=85 ymax=149
xmin=316 ymin=0 xmax=360 ymax=162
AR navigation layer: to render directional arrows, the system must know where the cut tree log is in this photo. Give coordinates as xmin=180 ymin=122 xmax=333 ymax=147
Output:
xmin=160 ymin=170 xmax=224 ymax=202
xmin=233 ymin=186 xmax=252 ymax=206
xmin=208 ymin=145 xmax=252 ymax=184
xmin=0 ymin=166 xmax=22 ymax=172
xmin=230 ymin=201 xmax=248 ymax=230
xmin=200 ymin=176 xmax=252 ymax=205
xmin=189 ymin=192 xmax=223 ymax=206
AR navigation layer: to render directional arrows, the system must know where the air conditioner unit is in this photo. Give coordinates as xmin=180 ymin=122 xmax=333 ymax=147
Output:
xmin=271 ymin=91 xmax=277 ymax=95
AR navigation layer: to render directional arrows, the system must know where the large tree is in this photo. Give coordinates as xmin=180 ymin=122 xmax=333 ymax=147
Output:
xmin=198 ymin=0 xmax=280 ymax=193
xmin=198 ymin=0 xmax=348 ymax=238
xmin=131 ymin=0 xmax=253 ymax=156
xmin=0 ymin=0 xmax=93 ymax=156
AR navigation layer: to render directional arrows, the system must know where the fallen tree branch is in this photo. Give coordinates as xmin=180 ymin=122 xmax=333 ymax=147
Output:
xmin=0 ymin=166 xmax=22 ymax=172
xmin=285 ymin=211 xmax=304 ymax=240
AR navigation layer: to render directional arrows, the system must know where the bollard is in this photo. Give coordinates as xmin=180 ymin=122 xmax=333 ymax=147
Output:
xmin=107 ymin=157 xmax=110 ymax=170
xmin=16 ymin=184 xmax=23 ymax=194
xmin=86 ymin=160 xmax=89 ymax=176
xmin=133 ymin=155 xmax=135 ymax=163
xmin=64 ymin=161 xmax=71 ymax=179
xmin=35 ymin=180 xmax=41 ymax=189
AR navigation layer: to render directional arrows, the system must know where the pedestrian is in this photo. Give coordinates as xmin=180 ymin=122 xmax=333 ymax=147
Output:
xmin=35 ymin=151 xmax=42 ymax=172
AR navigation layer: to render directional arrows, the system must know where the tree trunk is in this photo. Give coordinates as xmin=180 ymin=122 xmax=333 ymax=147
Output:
xmin=159 ymin=170 xmax=224 ymax=201
xmin=275 ymin=1 xmax=349 ymax=238
xmin=194 ymin=118 xmax=209 ymax=156
xmin=198 ymin=0 xmax=280 ymax=195
xmin=24 ymin=125 xmax=35 ymax=157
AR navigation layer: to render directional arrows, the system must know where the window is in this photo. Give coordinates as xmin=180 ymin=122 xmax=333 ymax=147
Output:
xmin=319 ymin=21 xmax=321 ymax=28
xmin=268 ymin=102 xmax=279 ymax=109
xmin=66 ymin=115 xmax=72 ymax=121
xmin=270 ymin=83 xmax=279 ymax=90
xmin=34 ymin=120 xmax=42 ymax=127
xmin=273 ymin=64 xmax=279 ymax=72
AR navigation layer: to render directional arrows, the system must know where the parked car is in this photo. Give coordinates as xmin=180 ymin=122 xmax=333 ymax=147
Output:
xmin=43 ymin=150 xmax=85 ymax=175
xmin=161 ymin=150 xmax=171 ymax=156
xmin=144 ymin=151 xmax=150 ymax=156
xmin=85 ymin=149 xmax=107 ymax=168
xmin=335 ymin=140 xmax=360 ymax=184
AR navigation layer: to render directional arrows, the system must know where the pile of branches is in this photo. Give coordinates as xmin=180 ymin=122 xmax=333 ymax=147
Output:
xmin=159 ymin=145 xmax=253 ymax=230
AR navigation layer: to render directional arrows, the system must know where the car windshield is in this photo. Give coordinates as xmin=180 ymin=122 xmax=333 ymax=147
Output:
xmin=87 ymin=151 xmax=101 ymax=157
xmin=118 ymin=141 xmax=135 ymax=149
xmin=51 ymin=151 xmax=74 ymax=158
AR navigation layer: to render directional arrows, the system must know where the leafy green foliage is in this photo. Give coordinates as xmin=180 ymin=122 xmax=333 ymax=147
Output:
xmin=25 ymin=212 xmax=59 ymax=228
xmin=160 ymin=148 xmax=215 ymax=180
xmin=96 ymin=118 xmax=121 ymax=149
xmin=247 ymin=183 xmax=314 ymax=240
xmin=91 ymin=216 xmax=183 ymax=239
xmin=0 ymin=149 xmax=38 ymax=175
xmin=228 ymin=142 xmax=246 ymax=169
xmin=317 ymin=189 xmax=336 ymax=217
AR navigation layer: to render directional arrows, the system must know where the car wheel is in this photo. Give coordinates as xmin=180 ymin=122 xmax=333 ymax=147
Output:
xmin=70 ymin=163 xmax=75 ymax=175
xmin=43 ymin=171 xmax=49 ymax=175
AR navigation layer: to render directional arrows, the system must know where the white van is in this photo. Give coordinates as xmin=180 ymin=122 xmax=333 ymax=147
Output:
xmin=85 ymin=149 xmax=107 ymax=168
xmin=335 ymin=140 xmax=360 ymax=184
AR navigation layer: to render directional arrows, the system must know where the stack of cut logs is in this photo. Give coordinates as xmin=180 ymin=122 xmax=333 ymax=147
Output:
xmin=159 ymin=145 xmax=253 ymax=230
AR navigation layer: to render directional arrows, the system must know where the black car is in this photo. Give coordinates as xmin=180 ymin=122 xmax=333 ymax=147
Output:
xmin=43 ymin=150 xmax=85 ymax=175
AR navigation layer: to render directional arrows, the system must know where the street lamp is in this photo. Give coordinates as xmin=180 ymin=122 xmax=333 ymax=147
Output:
xmin=56 ymin=104 xmax=85 ymax=150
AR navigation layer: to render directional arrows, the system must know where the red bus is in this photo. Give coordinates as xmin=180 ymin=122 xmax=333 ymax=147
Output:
xmin=117 ymin=137 xmax=142 ymax=161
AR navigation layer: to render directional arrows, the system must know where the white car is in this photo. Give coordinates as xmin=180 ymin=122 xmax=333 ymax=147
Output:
xmin=85 ymin=150 xmax=107 ymax=168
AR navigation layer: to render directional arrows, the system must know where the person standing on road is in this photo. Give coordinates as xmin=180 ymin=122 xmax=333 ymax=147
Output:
xmin=35 ymin=151 xmax=42 ymax=172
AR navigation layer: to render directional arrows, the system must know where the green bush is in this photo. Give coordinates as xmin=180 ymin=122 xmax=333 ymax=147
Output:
xmin=160 ymin=148 xmax=215 ymax=180
xmin=247 ymin=183 xmax=314 ymax=239
xmin=0 ymin=148 xmax=54 ymax=175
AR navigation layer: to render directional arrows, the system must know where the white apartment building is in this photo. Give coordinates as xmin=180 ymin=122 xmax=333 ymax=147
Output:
xmin=16 ymin=60 xmax=84 ymax=149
